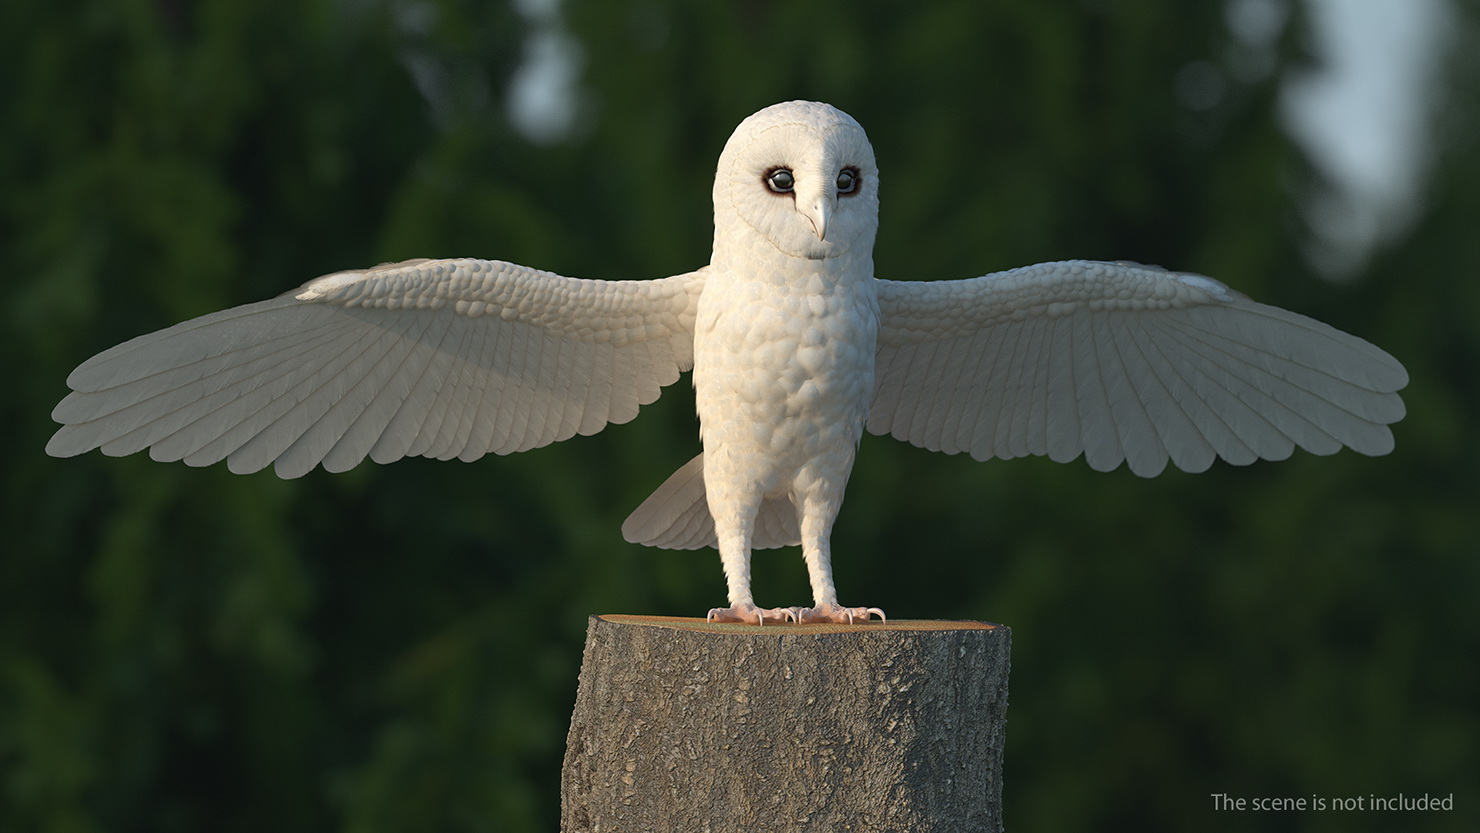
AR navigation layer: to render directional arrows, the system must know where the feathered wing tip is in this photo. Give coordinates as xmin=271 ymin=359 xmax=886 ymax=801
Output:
xmin=622 ymin=453 xmax=802 ymax=550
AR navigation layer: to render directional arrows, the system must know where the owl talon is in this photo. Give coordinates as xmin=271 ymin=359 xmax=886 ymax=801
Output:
xmin=796 ymin=604 xmax=887 ymax=624
xmin=706 ymin=603 xmax=797 ymax=625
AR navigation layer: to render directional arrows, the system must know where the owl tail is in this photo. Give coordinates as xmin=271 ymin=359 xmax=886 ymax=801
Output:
xmin=621 ymin=453 xmax=802 ymax=550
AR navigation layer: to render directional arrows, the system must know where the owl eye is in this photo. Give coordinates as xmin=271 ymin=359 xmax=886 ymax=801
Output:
xmin=836 ymin=167 xmax=861 ymax=196
xmin=765 ymin=168 xmax=795 ymax=194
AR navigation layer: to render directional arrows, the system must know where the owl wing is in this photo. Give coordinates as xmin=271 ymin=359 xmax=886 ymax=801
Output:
xmin=869 ymin=260 xmax=1407 ymax=477
xmin=48 ymin=258 xmax=704 ymax=479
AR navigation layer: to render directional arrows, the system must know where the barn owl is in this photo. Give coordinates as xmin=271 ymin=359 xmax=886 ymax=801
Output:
xmin=47 ymin=101 xmax=1408 ymax=625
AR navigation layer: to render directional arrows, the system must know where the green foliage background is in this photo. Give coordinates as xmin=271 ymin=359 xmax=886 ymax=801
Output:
xmin=3 ymin=0 xmax=1477 ymax=831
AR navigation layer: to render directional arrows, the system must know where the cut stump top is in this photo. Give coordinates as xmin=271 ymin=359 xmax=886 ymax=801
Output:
xmin=595 ymin=613 xmax=1003 ymax=635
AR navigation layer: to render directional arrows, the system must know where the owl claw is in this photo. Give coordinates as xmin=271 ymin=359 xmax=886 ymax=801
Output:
xmin=796 ymin=604 xmax=887 ymax=624
xmin=705 ymin=603 xmax=884 ymax=625
xmin=706 ymin=604 xmax=797 ymax=625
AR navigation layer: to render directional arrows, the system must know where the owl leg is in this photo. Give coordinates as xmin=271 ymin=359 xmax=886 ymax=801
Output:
xmin=705 ymin=488 xmax=796 ymax=626
xmin=793 ymin=481 xmax=885 ymax=625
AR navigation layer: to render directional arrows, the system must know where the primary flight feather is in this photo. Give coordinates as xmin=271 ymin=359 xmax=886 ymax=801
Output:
xmin=48 ymin=101 xmax=1408 ymax=624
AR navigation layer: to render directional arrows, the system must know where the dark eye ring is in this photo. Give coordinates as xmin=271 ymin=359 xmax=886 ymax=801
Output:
xmin=765 ymin=168 xmax=795 ymax=194
xmin=836 ymin=166 xmax=861 ymax=196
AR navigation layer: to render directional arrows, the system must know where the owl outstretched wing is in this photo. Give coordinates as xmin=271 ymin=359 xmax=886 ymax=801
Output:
xmin=48 ymin=258 xmax=704 ymax=478
xmin=869 ymin=260 xmax=1407 ymax=476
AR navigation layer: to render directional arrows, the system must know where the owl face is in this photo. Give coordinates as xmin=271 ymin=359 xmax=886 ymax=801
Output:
xmin=713 ymin=102 xmax=880 ymax=263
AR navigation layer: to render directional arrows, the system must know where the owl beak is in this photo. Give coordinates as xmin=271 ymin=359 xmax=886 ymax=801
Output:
xmin=799 ymin=196 xmax=831 ymax=241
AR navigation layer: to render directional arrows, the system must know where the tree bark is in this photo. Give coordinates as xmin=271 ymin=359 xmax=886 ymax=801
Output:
xmin=561 ymin=614 xmax=1010 ymax=832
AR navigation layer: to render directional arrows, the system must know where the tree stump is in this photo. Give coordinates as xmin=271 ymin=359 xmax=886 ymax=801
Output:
xmin=560 ymin=614 xmax=1011 ymax=832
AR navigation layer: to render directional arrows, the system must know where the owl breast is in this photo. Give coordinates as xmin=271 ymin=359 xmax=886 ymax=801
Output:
xmin=693 ymin=261 xmax=879 ymax=495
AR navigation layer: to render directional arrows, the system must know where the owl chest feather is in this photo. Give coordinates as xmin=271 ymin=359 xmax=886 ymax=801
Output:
xmin=693 ymin=262 xmax=879 ymax=461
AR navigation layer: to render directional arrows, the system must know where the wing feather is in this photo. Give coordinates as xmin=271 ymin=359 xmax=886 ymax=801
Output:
xmin=371 ymin=310 xmax=462 ymax=464
xmin=935 ymin=326 xmax=983 ymax=455
xmin=1107 ymin=312 xmax=1168 ymax=474
xmin=48 ymin=258 xmax=705 ymax=477
xmin=896 ymin=339 xmax=941 ymax=447
xmin=442 ymin=333 xmax=484 ymax=461
xmin=259 ymin=319 xmax=427 ymax=478
xmin=607 ymin=346 xmax=640 ymax=427
xmin=408 ymin=315 xmax=464 ymax=460
xmin=178 ymin=317 xmax=385 ymax=467
xmin=866 ymin=344 xmax=902 ymax=436
xmin=872 ymin=260 xmax=1406 ymax=476
xmin=921 ymin=329 xmax=970 ymax=453
xmin=323 ymin=311 xmax=452 ymax=473
xmin=1038 ymin=315 xmax=1077 ymax=464
xmin=1020 ymin=312 xmax=1055 ymax=458
xmin=174 ymin=323 xmax=373 ymax=467
xmin=1115 ymin=313 xmax=1212 ymax=472
xmin=579 ymin=341 xmax=616 ymax=437
xmin=469 ymin=311 xmax=518 ymax=458
xmin=981 ymin=309 xmax=1034 ymax=460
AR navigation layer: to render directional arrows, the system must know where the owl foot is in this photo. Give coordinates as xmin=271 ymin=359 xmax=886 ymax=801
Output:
xmin=706 ymin=603 xmax=799 ymax=625
xmin=796 ymin=604 xmax=886 ymax=624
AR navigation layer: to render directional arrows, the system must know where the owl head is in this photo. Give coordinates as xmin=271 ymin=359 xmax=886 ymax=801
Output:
xmin=712 ymin=101 xmax=880 ymax=264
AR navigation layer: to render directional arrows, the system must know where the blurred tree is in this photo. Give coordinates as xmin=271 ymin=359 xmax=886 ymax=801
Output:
xmin=1 ymin=0 xmax=1475 ymax=831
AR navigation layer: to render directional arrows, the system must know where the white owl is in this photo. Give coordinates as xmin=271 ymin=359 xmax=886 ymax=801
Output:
xmin=48 ymin=101 xmax=1408 ymax=625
